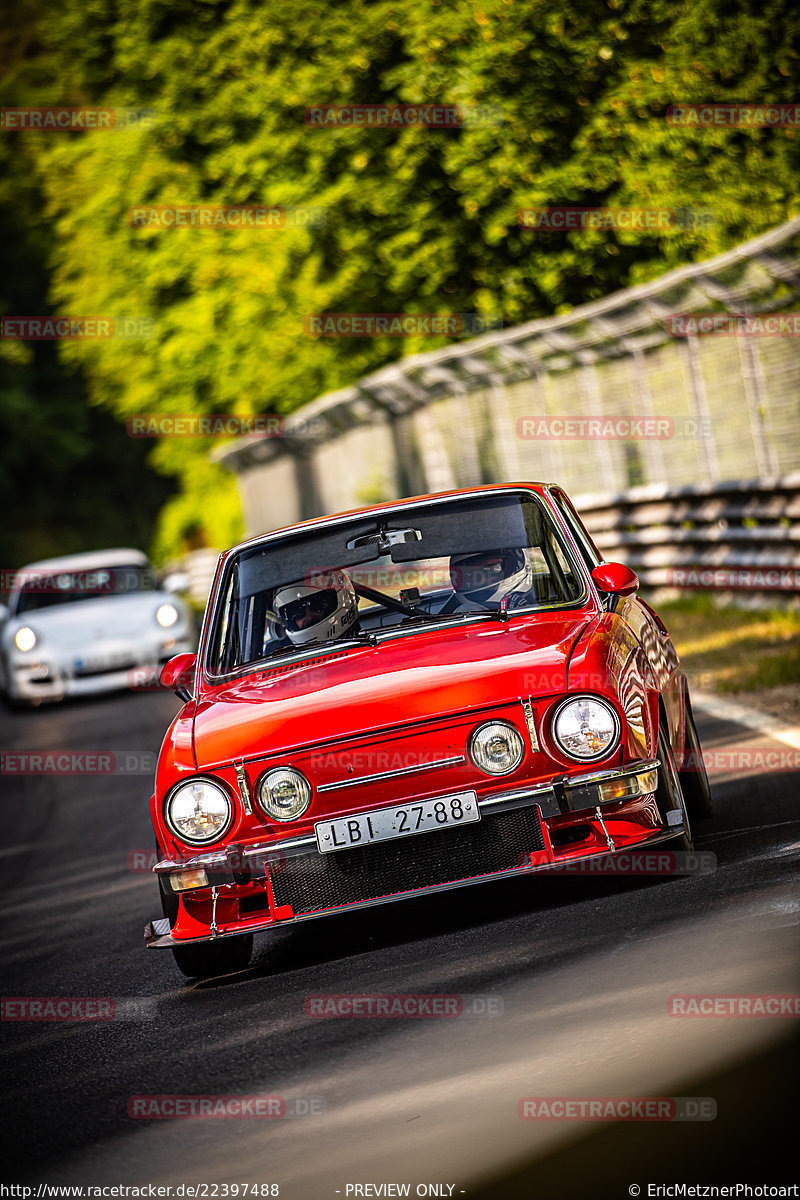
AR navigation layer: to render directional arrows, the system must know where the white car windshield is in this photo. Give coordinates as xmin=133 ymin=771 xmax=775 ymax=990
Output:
xmin=13 ymin=564 xmax=157 ymax=615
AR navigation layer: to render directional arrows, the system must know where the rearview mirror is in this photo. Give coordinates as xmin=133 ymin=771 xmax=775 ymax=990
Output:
xmin=591 ymin=562 xmax=639 ymax=597
xmin=160 ymin=652 xmax=197 ymax=701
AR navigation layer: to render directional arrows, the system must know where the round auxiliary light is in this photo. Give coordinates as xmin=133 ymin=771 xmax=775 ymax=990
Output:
xmin=552 ymin=695 xmax=620 ymax=761
xmin=469 ymin=721 xmax=525 ymax=776
xmin=165 ymin=778 xmax=232 ymax=844
xmin=257 ymin=767 xmax=312 ymax=822
xmin=156 ymin=603 xmax=179 ymax=628
xmin=14 ymin=627 xmax=37 ymax=652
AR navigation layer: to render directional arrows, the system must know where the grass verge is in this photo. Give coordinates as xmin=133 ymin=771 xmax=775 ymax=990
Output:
xmin=652 ymin=593 xmax=800 ymax=694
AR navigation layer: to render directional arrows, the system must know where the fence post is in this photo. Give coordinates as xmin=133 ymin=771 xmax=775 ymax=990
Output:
xmin=680 ymin=338 xmax=720 ymax=484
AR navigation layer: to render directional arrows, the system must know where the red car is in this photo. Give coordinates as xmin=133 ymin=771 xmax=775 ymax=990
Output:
xmin=146 ymin=484 xmax=712 ymax=978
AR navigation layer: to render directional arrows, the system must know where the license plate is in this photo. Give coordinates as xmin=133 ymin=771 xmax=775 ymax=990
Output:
xmin=316 ymin=791 xmax=480 ymax=854
xmin=73 ymin=651 xmax=132 ymax=676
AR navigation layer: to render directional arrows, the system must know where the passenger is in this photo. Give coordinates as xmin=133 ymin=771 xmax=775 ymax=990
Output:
xmin=273 ymin=570 xmax=360 ymax=646
xmin=448 ymin=549 xmax=534 ymax=611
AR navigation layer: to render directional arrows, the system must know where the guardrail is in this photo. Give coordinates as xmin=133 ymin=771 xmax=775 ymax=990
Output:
xmin=576 ymin=474 xmax=800 ymax=595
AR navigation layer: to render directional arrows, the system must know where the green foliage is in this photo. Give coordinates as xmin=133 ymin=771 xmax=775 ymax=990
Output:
xmin=3 ymin=0 xmax=799 ymax=558
xmin=0 ymin=1 xmax=175 ymax=567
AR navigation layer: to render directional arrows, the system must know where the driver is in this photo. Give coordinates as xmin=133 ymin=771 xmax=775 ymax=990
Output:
xmin=448 ymin=548 xmax=534 ymax=611
xmin=273 ymin=569 xmax=359 ymax=647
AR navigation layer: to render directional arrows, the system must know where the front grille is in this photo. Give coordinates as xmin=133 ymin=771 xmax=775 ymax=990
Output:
xmin=270 ymin=804 xmax=545 ymax=915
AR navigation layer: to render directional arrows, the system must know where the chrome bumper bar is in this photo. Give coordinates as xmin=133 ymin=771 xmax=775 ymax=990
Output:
xmin=144 ymin=815 xmax=679 ymax=950
xmin=152 ymin=759 xmax=660 ymax=883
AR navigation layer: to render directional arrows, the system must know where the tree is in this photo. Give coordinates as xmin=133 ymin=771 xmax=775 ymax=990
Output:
xmin=5 ymin=0 xmax=799 ymax=557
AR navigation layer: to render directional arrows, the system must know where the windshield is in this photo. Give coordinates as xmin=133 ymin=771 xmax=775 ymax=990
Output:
xmin=13 ymin=565 xmax=156 ymax=615
xmin=206 ymin=492 xmax=585 ymax=676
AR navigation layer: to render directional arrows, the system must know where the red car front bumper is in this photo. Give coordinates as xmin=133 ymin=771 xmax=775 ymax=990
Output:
xmin=145 ymin=757 xmax=684 ymax=948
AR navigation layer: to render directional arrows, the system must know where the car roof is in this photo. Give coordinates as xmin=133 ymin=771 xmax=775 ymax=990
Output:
xmin=15 ymin=548 xmax=150 ymax=573
xmin=231 ymin=482 xmax=552 ymax=556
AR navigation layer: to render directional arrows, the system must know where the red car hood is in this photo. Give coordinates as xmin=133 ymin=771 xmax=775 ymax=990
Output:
xmin=192 ymin=612 xmax=592 ymax=768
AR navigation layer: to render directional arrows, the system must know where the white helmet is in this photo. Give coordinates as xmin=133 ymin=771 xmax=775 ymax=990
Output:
xmin=450 ymin=549 xmax=533 ymax=606
xmin=273 ymin=570 xmax=359 ymax=647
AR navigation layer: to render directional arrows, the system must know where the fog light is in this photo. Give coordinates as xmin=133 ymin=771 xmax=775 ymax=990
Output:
xmin=257 ymin=767 xmax=312 ymax=821
xmin=169 ymin=869 xmax=210 ymax=892
xmin=468 ymin=721 xmax=525 ymax=775
xmin=598 ymin=769 xmax=657 ymax=804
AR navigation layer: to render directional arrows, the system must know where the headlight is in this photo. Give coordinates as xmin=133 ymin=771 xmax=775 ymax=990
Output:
xmin=553 ymin=696 xmax=620 ymax=761
xmin=257 ymin=767 xmax=311 ymax=821
xmin=468 ymin=721 xmax=525 ymax=775
xmin=156 ymin=603 xmax=179 ymax=628
xmin=165 ymin=778 xmax=232 ymax=844
xmin=14 ymin=627 xmax=37 ymax=652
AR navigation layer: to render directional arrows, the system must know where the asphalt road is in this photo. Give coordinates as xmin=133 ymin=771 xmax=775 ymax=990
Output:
xmin=1 ymin=688 xmax=798 ymax=1197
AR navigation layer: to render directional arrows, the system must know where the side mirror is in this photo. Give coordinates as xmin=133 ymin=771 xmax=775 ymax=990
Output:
xmin=591 ymin=562 xmax=639 ymax=597
xmin=162 ymin=571 xmax=190 ymax=595
xmin=160 ymin=652 xmax=197 ymax=701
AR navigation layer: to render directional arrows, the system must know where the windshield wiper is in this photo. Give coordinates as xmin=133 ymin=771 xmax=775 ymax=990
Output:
xmin=256 ymin=630 xmax=378 ymax=665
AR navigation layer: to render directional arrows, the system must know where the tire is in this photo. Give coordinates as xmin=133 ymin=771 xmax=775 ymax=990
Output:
xmin=656 ymin=728 xmax=693 ymax=852
xmin=171 ymin=934 xmax=254 ymax=979
xmin=678 ymin=697 xmax=714 ymax=821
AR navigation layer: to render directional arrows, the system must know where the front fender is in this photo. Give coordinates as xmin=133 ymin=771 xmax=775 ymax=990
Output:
xmin=567 ymin=612 xmax=659 ymax=760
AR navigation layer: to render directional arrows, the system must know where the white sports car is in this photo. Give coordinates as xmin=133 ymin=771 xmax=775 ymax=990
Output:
xmin=0 ymin=548 xmax=194 ymax=706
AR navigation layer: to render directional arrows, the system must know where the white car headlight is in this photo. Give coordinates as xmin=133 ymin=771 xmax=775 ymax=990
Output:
xmin=156 ymin=603 xmax=180 ymax=628
xmin=165 ymin=778 xmax=232 ymax=844
xmin=257 ymin=767 xmax=312 ymax=821
xmin=469 ymin=721 xmax=525 ymax=775
xmin=14 ymin=627 xmax=37 ymax=652
xmin=553 ymin=696 xmax=620 ymax=761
